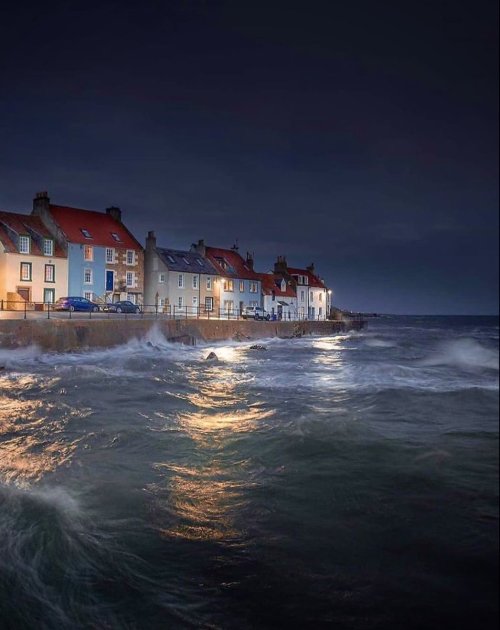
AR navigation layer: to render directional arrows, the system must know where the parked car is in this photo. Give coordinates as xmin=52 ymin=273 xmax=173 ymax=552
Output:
xmin=54 ymin=297 xmax=101 ymax=312
xmin=103 ymin=300 xmax=142 ymax=314
xmin=242 ymin=306 xmax=270 ymax=321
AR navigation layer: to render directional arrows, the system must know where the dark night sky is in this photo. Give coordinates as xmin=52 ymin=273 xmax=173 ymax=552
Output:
xmin=1 ymin=0 xmax=498 ymax=314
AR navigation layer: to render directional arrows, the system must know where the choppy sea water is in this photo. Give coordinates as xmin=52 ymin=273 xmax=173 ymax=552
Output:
xmin=0 ymin=315 xmax=498 ymax=630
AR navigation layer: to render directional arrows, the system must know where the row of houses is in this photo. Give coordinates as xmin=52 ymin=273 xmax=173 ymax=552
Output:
xmin=0 ymin=192 xmax=332 ymax=319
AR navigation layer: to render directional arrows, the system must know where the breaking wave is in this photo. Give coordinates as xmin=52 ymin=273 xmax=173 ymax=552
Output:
xmin=420 ymin=338 xmax=499 ymax=371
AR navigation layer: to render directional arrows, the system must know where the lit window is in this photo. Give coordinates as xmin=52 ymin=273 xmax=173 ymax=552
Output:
xmin=126 ymin=250 xmax=134 ymax=265
xmin=84 ymin=268 xmax=93 ymax=284
xmin=44 ymin=264 xmax=55 ymax=282
xmin=239 ymin=281 xmax=245 ymax=292
xmin=178 ymin=274 xmax=184 ymax=288
xmin=223 ymin=279 xmax=234 ymax=292
xmin=81 ymin=228 xmax=92 ymax=239
xmin=249 ymin=281 xmax=258 ymax=293
xmin=19 ymin=236 xmax=30 ymax=254
xmin=43 ymin=239 xmax=54 ymax=256
xmin=106 ymin=248 xmax=115 ymax=263
xmin=126 ymin=272 xmax=134 ymax=287
xmin=20 ymin=262 xmax=32 ymax=281
xmin=192 ymin=275 xmax=198 ymax=289
xmin=84 ymin=245 xmax=93 ymax=261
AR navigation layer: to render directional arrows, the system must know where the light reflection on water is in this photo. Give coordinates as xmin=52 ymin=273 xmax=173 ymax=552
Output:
xmin=0 ymin=318 xmax=498 ymax=629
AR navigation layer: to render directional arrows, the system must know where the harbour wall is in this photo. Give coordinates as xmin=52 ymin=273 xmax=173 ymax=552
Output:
xmin=0 ymin=318 xmax=365 ymax=353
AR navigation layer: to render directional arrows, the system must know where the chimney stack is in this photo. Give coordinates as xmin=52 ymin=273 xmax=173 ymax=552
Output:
xmin=106 ymin=206 xmax=122 ymax=223
xmin=191 ymin=238 xmax=206 ymax=257
xmin=274 ymin=255 xmax=288 ymax=274
xmin=32 ymin=191 xmax=50 ymax=215
xmin=146 ymin=230 xmax=156 ymax=250
xmin=306 ymin=263 xmax=315 ymax=275
xmin=246 ymin=251 xmax=254 ymax=271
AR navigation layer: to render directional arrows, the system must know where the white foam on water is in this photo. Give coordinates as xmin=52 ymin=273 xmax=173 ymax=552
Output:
xmin=419 ymin=338 xmax=499 ymax=371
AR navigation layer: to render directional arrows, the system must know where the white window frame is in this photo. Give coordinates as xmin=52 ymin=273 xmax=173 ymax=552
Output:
xmin=84 ymin=291 xmax=93 ymax=300
xmin=239 ymin=280 xmax=245 ymax=292
xmin=178 ymin=296 xmax=183 ymax=308
xmin=19 ymin=235 xmax=30 ymax=254
xmin=159 ymin=273 xmax=166 ymax=283
xmin=206 ymin=276 xmax=212 ymax=291
xmin=43 ymin=239 xmax=54 ymax=256
xmin=178 ymin=274 xmax=184 ymax=288
xmin=84 ymin=245 xmax=93 ymax=261
xmin=126 ymin=250 xmax=135 ymax=265
xmin=249 ymin=281 xmax=258 ymax=293
xmin=106 ymin=248 xmax=115 ymax=263
xmin=192 ymin=296 xmax=198 ymax=307
xmin=126 ymin=271 xmax=134 ymax=287
xmin=205 ymin=296 xmax=213 ymax=311
xmin=192 ymin=275 xmax=198 ymax=289
xmin=84 ymin=268 xmax=93 ymax=284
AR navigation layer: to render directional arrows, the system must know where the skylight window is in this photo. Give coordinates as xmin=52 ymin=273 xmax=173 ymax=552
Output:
xmin=182 ymin=257 xmax=191 ymax=265
xmin=111 ymin=232 xmax=122 ymax=242
xmin=81 ymin=228 xmax=92 ymax=239
xmin=196 ymin=259 xmax=204 ymax=266
xmin=167 ymin=255 xmax=176 ymax=264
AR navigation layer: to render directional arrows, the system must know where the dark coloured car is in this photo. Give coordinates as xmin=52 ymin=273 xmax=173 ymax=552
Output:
xmin=103 ymin=300 xmax=142 ymax=314
xmin=54 ymin=297 xmax=101 ymax=312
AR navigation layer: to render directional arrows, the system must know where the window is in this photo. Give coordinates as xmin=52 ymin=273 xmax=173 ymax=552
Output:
xmin=159 ymin=273 xmax=166 ymax=283
xmin=192 ymin=275 xmax=198 ymax=289
xmin=84 ymin=291 xmax=93 ymax=300
xmin=127 ymin=294 xmax=136 ymax=304
xmin=223 ymin=300 xmax=234 ymax=313
xmin=84 ymin=268 xmax=93 ymax=284
xmin=196 ymin=258 xmax=204 ymax=266
xmin=84 ymin=245 xmax=93 ymax=261
xmin=182 ymin=257 xmax=191 ymax=265
xmin=126 ymin=272 xmax=134 ymax=287
xmin=239 ymin=280 xmax=245 ymax=292
xmin=249 ymin=281 xmax=258 ymax=293
xmin=304 ymin=276 xmax=308 ymax=285
xmin=206 ymin=276 xmax=212 ymax=290
xmin=319 ymin=292 xmax=323 ymax=302
xmin=300 ymin=290 xmax=305 ymax=302
xmin=178 ymin=296 xmax=183 ymax=308
xmin=20 ymin=262 xmax=32 ymax=281
xmin=44 ymin=264 xmax=55 ymax=282
xmin=178 ymin=274 xmax=184 ymax=288
xmin=106 ymin=248 xmax=115 ymax=263
xmin=205 ymin=297 xmax=214 ymax=311
xmin=192 ymin=296 xmax=198 ymax=307
xmin=126 ymin=250 xmax=134 ymax=265
xmin=250 ymin=300 xmax=259 ymax=307
xmin=43 ymin=239 xmax=54 ymax=256
xmin=319 ymin=307 xmax=323 ymax=317
xmin=81 ymin=228 xmax=92 ymax=239
xmin=223 ymin=279 xmax=234 ymax=292
xmin=272 ymin=291 xmax=276 ymax=302
xmin=44 ymin=288 xmax=55 ymax=303
xmin=310 ymin=291 xmax=313 ymax=302
xmin=167 ymin=255 xmax=176 ymax=264
xmin=19 ymin=236 xmax=30 ymax=254
xmin=111 ymin=232 xmax=121 ymax=242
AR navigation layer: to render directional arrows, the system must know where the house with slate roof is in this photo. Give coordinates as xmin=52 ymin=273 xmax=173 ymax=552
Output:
xmin=32 ymin=192 xmax=144 ymax=304
xmin=144 ymin=231 xmax=219 ymax=315
xmin=274 ymin=256 xmax=331 ymax=320
xmin=191 ymin=240 xmax=262 ymax=317
xmin=257 ymin=272 xmax=297 ymax=320
xmin=0 ymin=210 xmax=68 ymax=307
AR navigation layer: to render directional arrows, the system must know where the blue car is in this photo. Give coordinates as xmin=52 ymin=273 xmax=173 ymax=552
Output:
xmin=54 ymin=297 xmax=101 ymax=312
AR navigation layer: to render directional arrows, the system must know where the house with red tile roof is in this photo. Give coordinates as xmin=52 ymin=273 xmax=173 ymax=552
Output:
xmin=257 ymin=272 xmax=297 ymax=320
xmin=191 ymin=240 xmax=262 ymax=317
xmin=32 ymin=192 xmax=144 ymax=304
xmin=274 ymin=256 xmax=331 ymax=320
xmin=0 ymin=210 xmax=68 ymax=307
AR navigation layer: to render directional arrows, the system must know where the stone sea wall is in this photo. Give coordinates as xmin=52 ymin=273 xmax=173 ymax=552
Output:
xmin=0 ymin=318 xmax=365 ymax=353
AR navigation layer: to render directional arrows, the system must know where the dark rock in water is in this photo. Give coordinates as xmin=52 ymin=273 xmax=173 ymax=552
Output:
xmin=249 ymin=345 xmax=267 ymax=351
xmin=0 ymin=365 xmax=5 ymax=371
xmin=205 ymin=351 xmax=218 ymax=360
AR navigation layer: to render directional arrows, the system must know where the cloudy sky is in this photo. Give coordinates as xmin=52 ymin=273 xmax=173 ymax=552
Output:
xmin=1 ymin=0 xmax=498 ymax=313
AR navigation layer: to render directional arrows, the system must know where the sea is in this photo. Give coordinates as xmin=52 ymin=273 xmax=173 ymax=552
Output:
xmin=0 ymin=316 xmax=498 ymax=630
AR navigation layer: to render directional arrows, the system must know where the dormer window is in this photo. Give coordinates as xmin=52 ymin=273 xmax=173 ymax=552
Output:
xmin=81 ymin=228 xmax=92 ymax=239
xmin=19 ymin=235 xmax=30 ymax=254
xmin=281 ymin=279 xmax=286 ymax=292
xmin=43 ymin=239 xmax=54 ymax=256
xmin=111 ymin=232 xmax=122 ymax=242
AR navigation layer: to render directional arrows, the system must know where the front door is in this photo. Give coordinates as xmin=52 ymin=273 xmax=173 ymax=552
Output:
xmin=106 ymin=270 xmax=114 ymax=292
